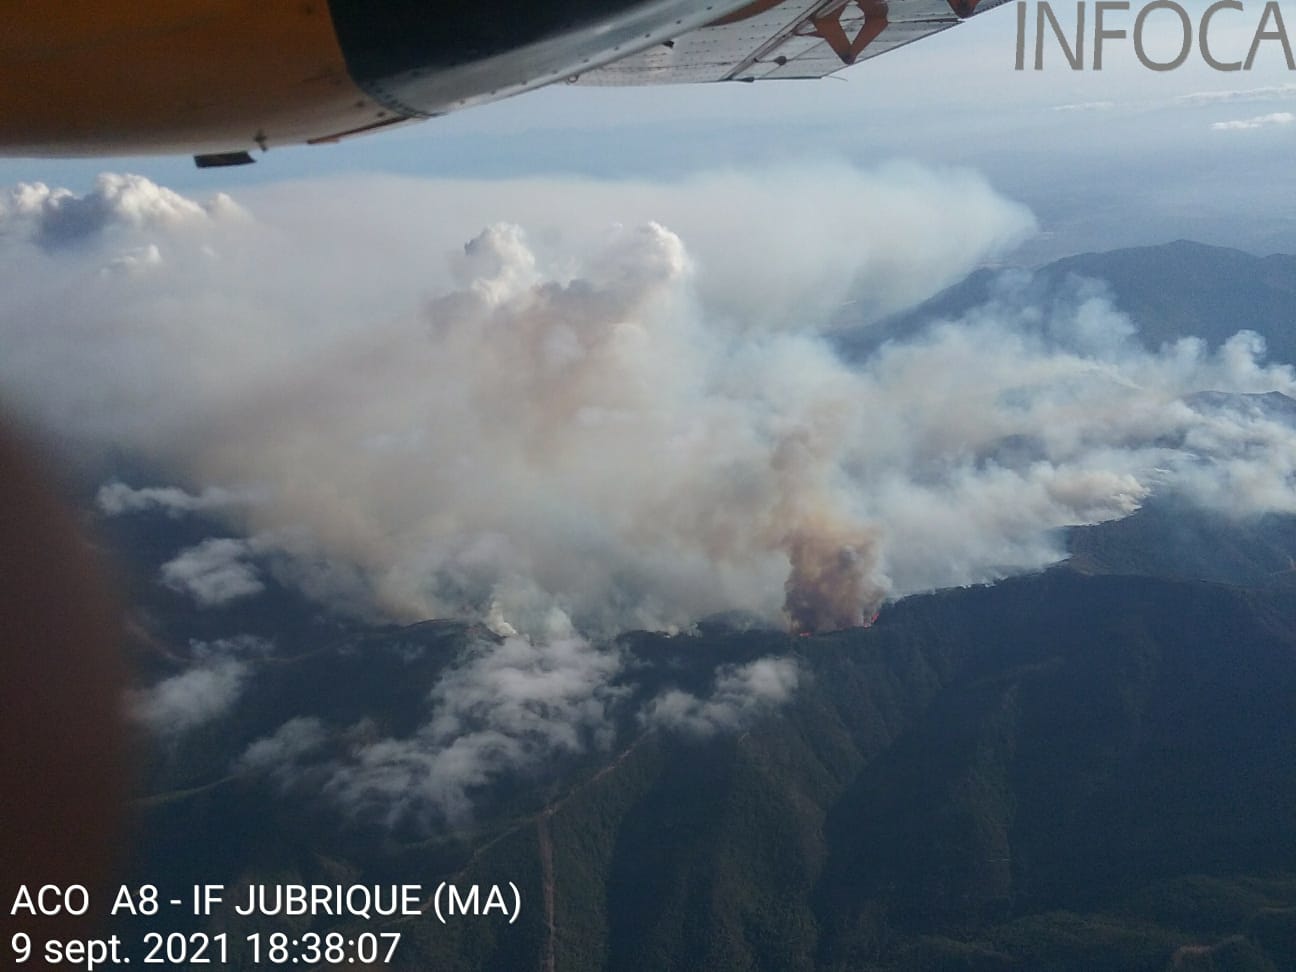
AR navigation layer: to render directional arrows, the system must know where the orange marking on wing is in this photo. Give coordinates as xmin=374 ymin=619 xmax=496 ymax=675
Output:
xmin=807 ymin=0 xmax=890 ymax=66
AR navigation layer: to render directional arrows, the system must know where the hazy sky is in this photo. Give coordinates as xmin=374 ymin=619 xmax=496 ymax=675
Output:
xmin=2 ymin=2 xmax=1293 ymax=260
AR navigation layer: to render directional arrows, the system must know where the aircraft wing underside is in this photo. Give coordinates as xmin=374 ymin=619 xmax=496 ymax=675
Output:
xmin=577 ymin=0 xmax=1011 ymax=84
xmin=0 ymin=0 xmax=1013 ymax=159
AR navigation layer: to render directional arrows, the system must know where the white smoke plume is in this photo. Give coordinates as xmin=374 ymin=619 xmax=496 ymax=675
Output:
xmin=3 ymin=169 xmax=1293 ymax=631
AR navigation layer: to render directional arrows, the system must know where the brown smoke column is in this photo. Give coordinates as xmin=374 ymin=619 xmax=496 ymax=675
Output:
xmin=769 ymin=422 xmax=886 ymax=635
xmin=782 ymin=517 xmax=885 ymax=635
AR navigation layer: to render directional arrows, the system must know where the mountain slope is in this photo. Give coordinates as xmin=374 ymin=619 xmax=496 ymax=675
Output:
xmin=116 ymin=567 xmax=1296 ymax=971
xmin=840 ymin=241 xmax=1296 ymax=363
xmin=415 ymin=570 xmax=1296 ymax=972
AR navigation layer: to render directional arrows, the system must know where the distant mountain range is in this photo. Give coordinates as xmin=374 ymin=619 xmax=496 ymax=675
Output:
xmin=839 ymin=240 xmax=1296 ymax=364
xmin=106 ymin=240 xmax=1296 ymax=971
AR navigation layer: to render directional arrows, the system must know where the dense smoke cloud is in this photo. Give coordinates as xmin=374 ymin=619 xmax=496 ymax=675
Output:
xmin=7 ymin=168 xmax=1033 ymax=636
xmin=7 ymin=169 xmax=1296 ymax=630
xmin=8 ymin=168 xmax=1296 ymax=825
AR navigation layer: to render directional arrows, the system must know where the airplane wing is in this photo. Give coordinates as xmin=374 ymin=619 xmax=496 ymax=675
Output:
xmin=0 ymin=0 xmax=1012 ymax=162
xmin=576 ymin=0 xmax=1010 ymax=85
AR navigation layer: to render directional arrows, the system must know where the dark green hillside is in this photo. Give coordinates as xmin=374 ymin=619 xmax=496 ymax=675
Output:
xmin=1068 ymin=501 xmax=1296 ymax=587
xmin=116 ymin=565 xmax=1296 ymax=971
xmin=393 ymin=570 xmax=1296 ymax=972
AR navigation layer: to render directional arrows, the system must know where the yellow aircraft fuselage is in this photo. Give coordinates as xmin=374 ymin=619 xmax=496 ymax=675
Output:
xmin=0 ymin=0 xmax=745 ymax=160
xmin=0 ymin=2 xmax=387 ymax=156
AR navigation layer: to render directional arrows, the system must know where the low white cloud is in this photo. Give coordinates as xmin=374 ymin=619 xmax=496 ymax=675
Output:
xmin=642 ymin=657 xmax=801 ymax=737
xmin=1177 ymin=83 xmax=1296 ymax=105
xmin=1211 ymin=111 xmax=1295 ymax=131
xmin=160 ymin=537 xmax=267 ymax=607
xmin=97 ymin=481 xmax=255 ymax=517
xmin=1051 ymin=101 xmax=1116 ymax=112
xmin=237 ymin=612 xmax=627 ymax=828
xmin=129 ymin=637 xmax=270 ymax=737
xmin=235 ymin=717 xmax=330 ymax=785
xmin=129 ymin=658 xmax=248 ymax=736
xmin=0 ymin=172 xmax=242 ymax=249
